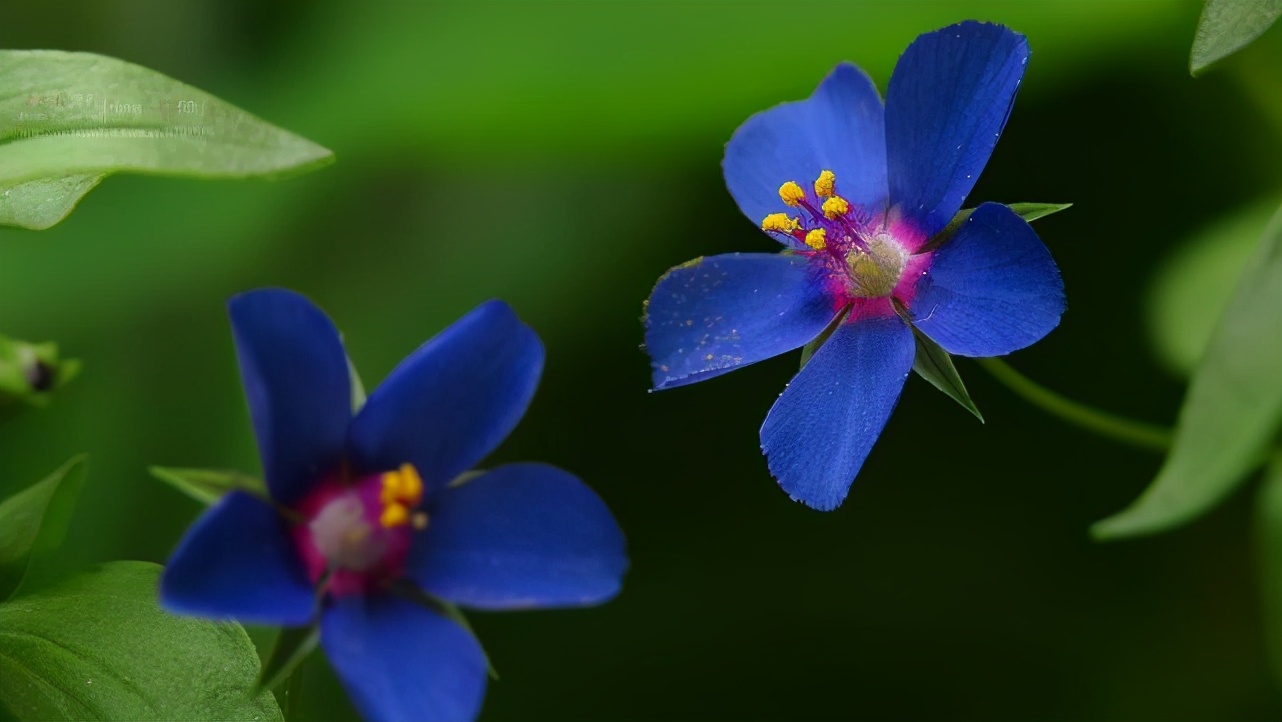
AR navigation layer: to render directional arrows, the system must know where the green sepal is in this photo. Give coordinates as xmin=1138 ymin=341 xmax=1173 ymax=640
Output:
xmin=0 ymin=455 xmax=88 ymax=601
xmin=255 ymin=625 xmax=320 ymax=693
xmin=918 ymin=202 xmax=1072 ymax=255
xmin=0 ymin=335 xmax=80 ymax=421
xmin=347 ymin=355 xmax=368 ymax=413
xmin=149 ymin=466 xmax=267 ymax=506
xmin=910 ymin=328 xmax=983 ymax=422
xmin=389 ymin=580 xmax=498 ymax=680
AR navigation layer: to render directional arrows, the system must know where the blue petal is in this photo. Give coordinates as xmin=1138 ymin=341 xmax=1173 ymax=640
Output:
xmin=229 ymin=289 xmax=351 ymax=505
xmin=160 ymin=491 xmax=315 ymax=626
xmin=911 ymin=202 xmax=1065 ymax=357
xmin=322 ymin=593 xmax=487 ymax=722
xmin=724 ymin=63 xmax=887 ymax=234
xmin=407 ymin=463 xmax=627 ymax=610
xmin=347 ymin=300 xmax=543 ymax=490
xmin=885 ymin=21 xmax=1029 ymax=237
xmin=760 ymin=316 xmax=916 ymax=511
xmin=645 ymin=253 xmax=839 ymax=390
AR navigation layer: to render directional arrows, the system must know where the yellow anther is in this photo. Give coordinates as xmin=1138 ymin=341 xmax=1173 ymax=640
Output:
xmin=379 ymin=463 xmax=425 ymax=528
xmin=814 ymin=170 xmax=836 ymax=198
xmin=397 ymin=463 xmax=424 ymax=505
xmin=804 ymin=229 xmax=827 ymax=250
xmin=411 ymin=512 xmax=430 ymax=530
xmin=380 ymin=502 xmax=409 ymax=528
xmin=761 ymin=213 xmax=800 ymax=233
xmin=821 ymin=196 xmax=850 ymax=219
xmin=778 ymin=181 xmax=806 ymax=207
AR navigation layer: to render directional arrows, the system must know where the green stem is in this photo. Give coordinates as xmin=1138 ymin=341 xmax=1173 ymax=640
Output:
xmin=976 ymin=357 xmax=1173 ymax=452
xmin=283 ymin=660 xmax=305 ymax=721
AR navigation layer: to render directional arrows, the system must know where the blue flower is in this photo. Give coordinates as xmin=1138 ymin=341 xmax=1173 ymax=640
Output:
xmin=160 ymin=289 xmax=628 ymax=722
xmin=643 ymin=22 xmax=1065 ymax=511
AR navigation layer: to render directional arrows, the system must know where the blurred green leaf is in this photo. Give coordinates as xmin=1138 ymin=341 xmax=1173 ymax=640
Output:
xmin=1146 ymin=198 xmax=1276 ymax=377
xmin=0 ymin=561 xmax=281 ymax=721
xmin=1094 ymin=202 xmax=1282 ymax=539
xmin=149 ymin=466 xmax=265 ymax=506
xmin=0 ymin=50 xmax=333 ymax=230
xmin=0 ymin=456 xmax=87 ymax=601
xmin=0 ymin=335 xmax=80 ymax=421
xmin=911 ymin=328 xmax=983 ymax=422
xmin=921 ymin=203 xmax=1071 ymax=253
xmin=279 ymin=2 xmax=1183 ymax=158
xmin=1190 ymin=0 xmax=1282 ymax=74
xmin=1258 ymin=454 xmax=1282 ymax=688
xmin=256 ymin=625 xmax=318 ymax=693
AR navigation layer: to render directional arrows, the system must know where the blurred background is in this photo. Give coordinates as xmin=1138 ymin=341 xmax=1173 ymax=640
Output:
xmin=3 ymin=1 xmax=1281 ymax=719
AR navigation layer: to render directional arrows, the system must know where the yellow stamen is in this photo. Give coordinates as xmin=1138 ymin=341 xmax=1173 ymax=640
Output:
xmin=804 ymin=229 xmax=827 ymax=250
xmin=814 ymin=170 xmax=836 ymax=198
xmin=379 ymin=463 xmax=426 ymax=528
xmin=821 ymin=196 xmax=850 ymax=219
xmin=761 ymin=213 xmax=800 ymax=233
xmin=397 ymin=463 xmax=424 ymax=505
xmin=778 ymin=181 xmax=806 ymax=207
xmin=380 ymin=502 xmax=409 ymax=528
xmin=412 ymin=512 xmax=430 ymax=530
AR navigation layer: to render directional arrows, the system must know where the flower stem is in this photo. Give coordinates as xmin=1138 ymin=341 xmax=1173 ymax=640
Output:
xmin=976 ymin=357 xmax=1173 ymax=452
xmin=283 ymin=661 xmax=305 ymax=721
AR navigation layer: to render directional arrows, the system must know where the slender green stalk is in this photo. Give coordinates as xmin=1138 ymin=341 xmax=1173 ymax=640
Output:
xmin=283 ymin=661 xmax=305 ymax=721
xmin=977 ymin=357 xmax=1173 ymax=452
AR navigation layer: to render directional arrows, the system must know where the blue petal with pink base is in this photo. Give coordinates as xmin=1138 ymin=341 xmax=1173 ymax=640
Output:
xmin=644 ymin=21 xmax=1065 ymax=510
xmin=161 ymin=290 xmax=628 ymax=722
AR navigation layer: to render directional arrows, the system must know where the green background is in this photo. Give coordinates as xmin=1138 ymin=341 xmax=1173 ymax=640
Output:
xmin=3 ymin=1 xmax=1281 ymax=719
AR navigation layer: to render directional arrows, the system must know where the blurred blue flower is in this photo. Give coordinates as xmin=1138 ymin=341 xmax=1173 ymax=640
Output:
xmin=161 ymin=289 xmax=628 ymax=722
xmin=644 ymin=21 xmax=1065 ymax=511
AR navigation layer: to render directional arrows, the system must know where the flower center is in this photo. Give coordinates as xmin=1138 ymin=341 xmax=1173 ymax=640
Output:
xmin=293 ymin=463 xmax=428 ymax=596
xmin=761 ymin=170 xmax=909 ymax=300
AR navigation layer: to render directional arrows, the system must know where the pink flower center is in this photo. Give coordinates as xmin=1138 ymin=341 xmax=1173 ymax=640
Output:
xmin=291 ymin=464 xmax=427 ymax=597
xmin=761 ymin=171 xmax=932 ymax=313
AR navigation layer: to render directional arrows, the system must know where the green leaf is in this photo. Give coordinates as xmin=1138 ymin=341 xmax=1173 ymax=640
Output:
xmin=149 ymin=466 xmax=266 ymax=506
xmin=1257 ymin=454 xmax=1282 ymax=688
xmin=1094 ymin=202 xmax=1282 ymax=539
xmin=0 ymin=456 xmax=87 ymax=601
xmin=1145 ymin=198 xmax=1275 ymax=377
xmin=0 ymin=561 xmax=282 ymax=722
xmin=1190 ymin=0 xmax=1282 ymax=74
xmin=0 ymin=50 xmax=333 ymax=230
xmin=0 ymin=335 xmax=80 ymax=421
xmin=256 ymin=625 xmax=319 ymax=693
xmin=920 ymin=203 xmax=1071 ymax=254
xmin=910 ymin=329 xmax=983 ymax=422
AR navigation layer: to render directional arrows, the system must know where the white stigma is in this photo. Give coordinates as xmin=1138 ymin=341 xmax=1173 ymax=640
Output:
xmin=309 ymin=496 xmax=386 ymax=571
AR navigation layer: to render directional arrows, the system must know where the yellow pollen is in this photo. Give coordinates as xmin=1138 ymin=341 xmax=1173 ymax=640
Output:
xmin=761 ymin=213 xmax=800 ymax=233
xmin=822 ymin=196 xmax=850 ymax=219
xmin=814 ymin=170 xmax=836 ymax=198
xmin=778 ymin=181 xmax=806 ymax=207
xmin=380 ymin=503 xmax=409 ymax=528
xmin=379 ymin=463 xmax=425 ymax=528
xmin=804 ymin=228 xmax=827 ymax=250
